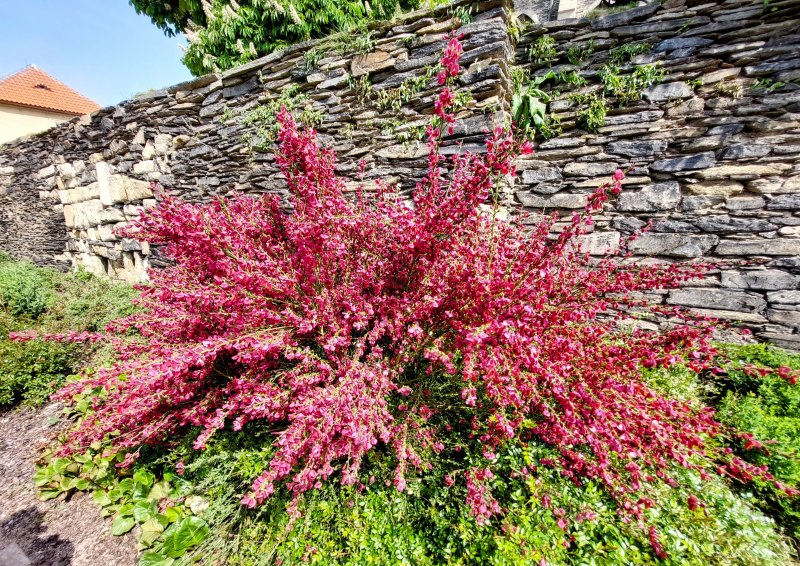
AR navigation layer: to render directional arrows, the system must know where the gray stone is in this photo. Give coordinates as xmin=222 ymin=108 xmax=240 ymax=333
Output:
xmin=682 ymin=196 xmax=723 ymax=211
xmin=563 ymin=162 xmax=618 ymax=177
xmin=721 ymin=270 xmax=800 ymax=291
xmin=668 ymin=288 xmax=766 ymax=313
xmin=521 ymin=167 xmax=561 ymax=184
xmin=516 ymin=192 xmax=588 ymax=209
xmin=629 ymin=234 xmax=719 ymax=258
xmin=686 ymin=181 xmax=743 ymax=197
xmin=719 ymin=144 xmax=771 ymax=160
xmin=577 ymin=232 xmax=621 ymax=255
xmin=749 ymin=176 xmax=800 ymax=194
xmin=653 ymin=37 xmax=713 ymax=52
xmin=643 ymin=81 xmax=694 ymax=103
xmin=692 ymin=215 xmax=777 ymax=233
xmin=767 ymin=290 xmax=800 ymax=305
xmin=613 ymin=217 xmax=646 ymax=232
xmin=617 ymin=181 xmax=681 ymax=212
xmin=767 ymin=195 xmax=800 ymax=210
xmin=651 ymin=152 xmax=715 ymax=173
xmin=606 ymin=140 xmax=667 ymax=158
xmin=725 ymin=196 xmax=766 ymax=210
xmin=716 ymin=239 xmax=800 ymax=256
xmin=766 ymin=309 xmax=800 ymax=326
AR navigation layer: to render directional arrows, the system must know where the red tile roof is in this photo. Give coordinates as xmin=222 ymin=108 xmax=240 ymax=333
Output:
xmin=0 ymin=66 xmax=101 ymax=116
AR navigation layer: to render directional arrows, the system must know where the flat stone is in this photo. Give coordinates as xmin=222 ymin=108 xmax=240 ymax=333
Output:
xmin=651 ymin=152 xmax=715 ymax=173
xmin=643 ymin=81 xmax=693 ymax=103
xmin=767 ymin=194 xmax=800 ymax=210
xmin=563 ymin=162 xmax=618 ymax=177
xmin=516 ymin=192 xmax=588 ymax=209
xmin=692 ymin=215 xmax=777 ymax=233
xmin=725 ymin=196 xmax=765 ymax=210
xmin=767 ymin=290 xmax=800 ymax=305
xmin=700 ymin=67 xmax=741 ymax=84
xmin=748 ymin=176 xmax=800 ymax=194
xmin=766 ymin=309 xmax=800 ymax=326
xmin=721 ymin=269 xmax=800 ymax=291
xmin=98 ymin=207 xmax=126 ymax=223
xmin=668 ymin=288 xmax=766 ymax=313
xmin=577 ymin=231 xmax=621 ymax=255
xmin=696 ymin=164 xmax=792 ymax=180
xmin=606 ymin=140 xmax=667 ymax=158
xmin=686 ymin=180 xmax=743 ymax=196
xmin=133 ymin=160 xmax=156 ymax=174
xmin=653 ymin=37 xmax=713 ymax=52
xmin=617 ymin=181 xmax=681 ymax=212
xmin=629 ymin=233 xmax=719 ymax=258
xmin=351 ymin=51 xmax=394 ymax=77
xmin=716 ymin=239 xmax=800 ymax=256
xmin=521 ymin=167 xmax=562 ymax=184
xmin=719 ymin=144 xmax=771 ymax=160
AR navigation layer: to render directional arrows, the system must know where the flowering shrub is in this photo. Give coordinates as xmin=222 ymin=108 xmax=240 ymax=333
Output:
xmin=41 ymin=36 xmax=798 ymax=551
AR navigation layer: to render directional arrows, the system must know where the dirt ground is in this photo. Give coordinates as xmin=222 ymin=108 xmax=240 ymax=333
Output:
xmin=0 ymin=403 xmax=137 ymax=566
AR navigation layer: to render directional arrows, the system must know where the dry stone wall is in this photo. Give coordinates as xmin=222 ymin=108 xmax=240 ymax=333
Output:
xmin=513 ymin=0 xmax=800 ymax=349
xmin=0 ymin=0 xmax=798 ymax=347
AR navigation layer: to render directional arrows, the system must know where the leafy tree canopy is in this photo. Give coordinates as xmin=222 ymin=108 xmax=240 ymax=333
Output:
xmin=129 ymin=0 xmax=419 ymax=76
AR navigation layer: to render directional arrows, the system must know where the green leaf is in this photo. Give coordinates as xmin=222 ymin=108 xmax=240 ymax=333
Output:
xmin=133 ymin=500 xmax=156 ymax=523
xmin=163 ymin=507 xmax=183 ymax=523
xmin=33 ymin=466 xmax=55 ymax=487
xmin=162 ymin=516 xmax=210 ymax=558
xmin=39 ymin=488 xmax=61 ymax=501
xmin=118 ymin=503 xmax=136 ymax=517
xmin=93 ymin=490 xmax=112 ymax=507
xmin=111 ymin=516 xmax=136 ymax=536
xmin=148 ymin=480 xmax=170 ymax=502
xmin=139 ymin=517 xmax=166 ymax=547
xmin=137 ymin=551 xmax=174 ymax=566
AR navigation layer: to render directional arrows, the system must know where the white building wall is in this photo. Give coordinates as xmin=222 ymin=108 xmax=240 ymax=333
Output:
xmin=0 ymin=104 xmax=72 ymax=145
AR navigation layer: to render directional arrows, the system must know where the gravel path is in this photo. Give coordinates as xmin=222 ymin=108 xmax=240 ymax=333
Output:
xmin=0 ymin=403 xmax=137 ymax=566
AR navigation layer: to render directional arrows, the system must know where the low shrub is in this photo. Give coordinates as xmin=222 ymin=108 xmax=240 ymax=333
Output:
xmin=0 ymin=256 xmax=56 ymax=319
xmin=39 ymin=37 xmax=799 ymax=564
xmin=0 ymin=261 xmax=136 ymax=407
xmin=712 ymin=343 xmax=800 ymax=542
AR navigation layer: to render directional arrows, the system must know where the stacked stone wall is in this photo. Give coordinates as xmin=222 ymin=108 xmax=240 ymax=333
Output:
xmin=0 ymin=0 xmax=798 ymax=347
xmin=513 ymin=0 xmax=800 ymax=348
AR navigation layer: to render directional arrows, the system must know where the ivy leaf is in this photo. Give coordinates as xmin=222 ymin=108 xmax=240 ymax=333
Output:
xmin=162 ymin=516 xmax=210 ymax=558
xmin=111 ymin=516 xmax=136 ymax=536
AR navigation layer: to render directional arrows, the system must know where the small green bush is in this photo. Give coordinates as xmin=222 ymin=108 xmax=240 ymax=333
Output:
xmin=712 ymin=343 xmax=800 ymax=543
xmin=0 ymin=337 xmax=77 ymax=407
xmin=0 ymin=258 xmax=136 ymax=407
xmin=0 ymin=258 xmax=55 ymax=319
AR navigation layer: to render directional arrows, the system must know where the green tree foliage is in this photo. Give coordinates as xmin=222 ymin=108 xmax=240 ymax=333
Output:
xmin=129 ymin=0 xmax=420 ymax=76
xmin=128 ymin=0 xmax=207 ymax=36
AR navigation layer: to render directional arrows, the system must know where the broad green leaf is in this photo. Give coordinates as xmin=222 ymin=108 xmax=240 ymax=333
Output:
xmin=118 ymin=503 xmax=136 ymax=517
xmin=137 ymin=551 xmax=174 ymax=566
xmin=111 ymin=515 xmax=136 ymax=536
xmin=148 ymin=480 xmax=170 ymax=502
xmin=162 ymin=516 xmax=210 ymax=558
xmin=163 ymin=507 xmax=183 ymax=523
xmin=139 ymin=517 xmax=166 ymax=547
xmin=133 ymin=500 xmax=156 ymax=523
xmin=93 ymin=490 xmax=112 ymax=507
xmin=39 ymin=488 xmax=61 ymax=501
xmin=33 ymin=467 xmax=54 ymax=487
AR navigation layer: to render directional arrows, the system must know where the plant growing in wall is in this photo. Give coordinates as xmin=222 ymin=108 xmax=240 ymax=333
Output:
xmin=600 ymin=63 xmax=664 ymax=105
xmin=529 ymin=34 xmax=557 ymax=67
xmin=512 ymin=73 xmax=563 ymax=140
xmin=571 ymin=92 xmax=608 ymax=133
xmin=566 ymin=40 xmax=595 ymax=66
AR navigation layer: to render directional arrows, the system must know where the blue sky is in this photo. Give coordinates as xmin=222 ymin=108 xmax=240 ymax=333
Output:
xmin=0 ymin=0 xmax=194 ymax=108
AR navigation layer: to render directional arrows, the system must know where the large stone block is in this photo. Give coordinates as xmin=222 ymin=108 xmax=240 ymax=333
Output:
xmin=642 ymin=81 xmax=693 ymax=102
xmin=716 ymin=239 xmax=800 ymax=256
xmin=686 ymin=181 xmax=743 ymax=197
xmin=577 ymin=232 xmax=621 ymax=255
xmin=721 ymin=270 xmax=800 ymax=290
xmin=749 ymin=176 xmax=800 ymax=194
xmin=629 ymin=234 xmax=718 ymax=258
xmin=651 ymin=152 xmax=715 ymax=173
xmin=617 ymin=181 xmax=681 ymax=212
xmin=516 ymin=192 xmax=588 ymax=209
xmin=696 ymin=164 xmax=792 ymax=180
xmin=667 ymin=288 xmax=766 ymax=313
xmin=767 ymin=290 xmax=800 ymax=305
